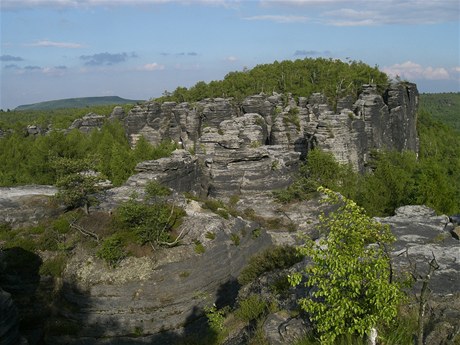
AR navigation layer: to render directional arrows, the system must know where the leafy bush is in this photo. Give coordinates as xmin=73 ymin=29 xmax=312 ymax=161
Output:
xmin=236 ymin=295 xmax=267 ymax=322
xmin=238 ymin=245 xmax=302 ymax=285
xmin=97 ymin=234 xmax=126 ymax=267
xmin=114 ymin=197 xmax=185 ymax=247
xmin=145 ymin=180 xmax=171 ymax=200
xmin=289 ymin=187 xmax=402 ymax=344
xmin=39 ymin=254 xmax=67 ymax=277
xmin=52 ymin=217 xmax=70 ymax=234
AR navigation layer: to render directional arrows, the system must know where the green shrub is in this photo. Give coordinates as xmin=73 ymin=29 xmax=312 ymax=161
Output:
xmin=52 ymin=217 xmax=70 ymax=234
xmin=39 ymin=254 xmax=67 ymax=277
xmin=3 ymin=236 xmax=37 ymax=251
xmin=251 ymin=228 xmax=261 ymax=239
xmin=38 ymin=230 xmax=60 ymax=251
xmin=194 ymin=240 xmax=206 ymax=254
xmin=236 ymin=295 xmax=267 ymax=322
xmin=145 ymin=180 xmax=171 ymax=200
xmin=97 ymin=234 xmax=126 ymax=267
xmin=238 ymin=245 xmax=302 ymax=285
xmin=114 ymin=197 xmax=185 ymax=247
xmin=230 ymin=233 xmax=240 ymax=246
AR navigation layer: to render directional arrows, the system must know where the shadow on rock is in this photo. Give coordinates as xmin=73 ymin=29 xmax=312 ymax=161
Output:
xmin=0 ymin=247 xmax=44 ymax=344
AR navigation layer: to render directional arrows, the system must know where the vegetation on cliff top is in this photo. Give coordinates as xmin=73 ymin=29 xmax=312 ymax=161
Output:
xmin=156 ymin=58 xmax=389 ymax=107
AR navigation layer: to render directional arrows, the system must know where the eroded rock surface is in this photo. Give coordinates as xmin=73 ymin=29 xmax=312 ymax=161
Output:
xmin=0 ymin=185 xmax=59 ymax=228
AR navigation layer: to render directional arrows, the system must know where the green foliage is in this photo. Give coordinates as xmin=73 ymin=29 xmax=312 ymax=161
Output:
xmin=97 ymin=234 xmax=126 ymax=267
xmin=283 ymin=107 xmax=301 ymax=131
xmin=203 ymin=198 xmax=230 ymax=219
xmin=289 ymin=187 xmax=402 ymax=344
xmin=274 ymin=149 xmax=358 ymax=204
xmin=419 ymin=92 xmax=460 ymax=132
xmin=235 ymin=295 xmax=268 ymax=322
xmin=114 ymin=197 xmax=185 ymax=248
xmin=230 ymin=233 xmax=240 ymax=246
xmin=194 ymin=240 xmax=206 ymax=254
xmin=238 ymin=245 xmax=302 ymax=285
xmin=52 ymin=217 xmax=71 ymax=234
xmin=144 ymin=180 xmax=171 ymax=200
xmin=204 ymin=304 xmax=228 ymax=335
xmin=53 ymin=156 xmax=107 ymax=213
xmin=39 ymin=254 xmax=67 ymax=277
xmin=157 ymin=58 xmax=388 ymax=106
xmin=277 ymin=113 xmax=460 ymax=216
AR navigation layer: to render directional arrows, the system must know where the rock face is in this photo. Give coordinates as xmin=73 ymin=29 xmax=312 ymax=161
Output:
xmin=0 ymin=185 xmax=60 ymax=228
xmin=68 ymin=113 xmax=106 ymax=133
xmin=123 ymin=82 xmax=419 ymax=195
xmin=378 ymin=205 xmax=460 ymax=344
xmin=378 ymin=205 xmax=459 ymax=296
xmin=47 ymin=204 xmax=273 ymax=344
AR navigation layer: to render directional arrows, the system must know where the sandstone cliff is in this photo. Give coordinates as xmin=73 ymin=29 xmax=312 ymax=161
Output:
xmin=120 ymin=82 xmax=418 ymax=200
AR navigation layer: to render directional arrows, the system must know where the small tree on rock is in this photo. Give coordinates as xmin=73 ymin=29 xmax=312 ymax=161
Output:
xmin=289 ymin=186 xmax=402 ymax=344
xmin=53 ymin=156 xmax=107 ymax=214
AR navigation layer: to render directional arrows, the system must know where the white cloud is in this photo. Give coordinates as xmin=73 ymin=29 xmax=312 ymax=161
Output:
xmin=244 ymin=15 xmax=308 ymax=23
xmin=225 ymin=56 xmax=238 ymax=62
xmin=139 ymin=63 xmax=165 ymax=71
xmin=383 ymin=61 xmax=451 ymax=81
xmin=30 ymin=40 xmax=84 ymax=48
xmin=259 ymin=0 xmax=459 ymax=26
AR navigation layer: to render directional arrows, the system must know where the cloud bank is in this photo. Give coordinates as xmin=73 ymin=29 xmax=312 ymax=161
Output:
xmin=79 ymin=52 xmax=137 ymax=66
xmin=0 ymin=55 xmax=24 ymax=62
xmin=383 ymin=61 xmax=453 ymax=81
xmin=30 ymin=40 xmax=84 ymax=48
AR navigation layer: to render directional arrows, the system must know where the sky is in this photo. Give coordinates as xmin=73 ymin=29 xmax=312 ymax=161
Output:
xmin=0 ymin=0 xmax=459 ymax=110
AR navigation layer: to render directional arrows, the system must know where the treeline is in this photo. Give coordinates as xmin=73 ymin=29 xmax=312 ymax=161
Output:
xmin=0 ymin=104 xmax=135 ymax=130
xmin=157 ymin=58 xmax=388 ymax=108
xmin=0 ymin=120 xmax=176 ymax=187
xmin=419 ymin=92 xmax=460 ymax=132
xmin=275 ymin=109 xmax=460 ymax=216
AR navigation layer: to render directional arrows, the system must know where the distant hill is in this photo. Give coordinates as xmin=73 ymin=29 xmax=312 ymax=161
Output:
xmin=15 ymin=96 xmax=144 ymax=111
xmin=420 ymin=92 xmax=460 ymax=132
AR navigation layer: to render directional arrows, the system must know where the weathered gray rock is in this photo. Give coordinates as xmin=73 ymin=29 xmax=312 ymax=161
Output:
xmin=48 ymin=206 xmax=273 ymax=343
xmin=0 ymin=185 xmax=60 ymax=228
xmin=26 ymin=124 xmax=44 ymax=136
xmin=126 ymin=149 xmax=201 ymax=194
xmin=377 ymin=205 xmax=459 ymax=296
xmin=263 ymin=312 xmax=310 ymax=345
xmin=122 ymin=83 xmax=419 ymax=176
xmin=69 ymin=113 xmax=106 ymax=133
xmin=109 ymin=106 xmax=126 ymax=121
xmin=376 ymin=205 xmax=460 ymax=343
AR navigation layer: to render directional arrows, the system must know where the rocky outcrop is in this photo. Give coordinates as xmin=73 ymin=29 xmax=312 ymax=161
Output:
xmin=0 ymin=185 xmax=60 ymax=229
xmin=68 ymin=113 xmax=106 ymax=133
xmin=378 ymin=205 xmax=459 ymax=296
xmin=123 ymin=82 xmax=418 ymax=192
xmin=47 ymin=203 xmax=273 ymax=344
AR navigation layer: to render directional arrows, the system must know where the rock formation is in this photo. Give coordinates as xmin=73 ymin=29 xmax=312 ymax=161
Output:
xmin=122 ymin=82 xmax=418 ymax=200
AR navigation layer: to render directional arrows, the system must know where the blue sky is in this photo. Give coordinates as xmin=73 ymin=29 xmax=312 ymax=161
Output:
xmin=1 ymin=0 xmax=459 ymax=109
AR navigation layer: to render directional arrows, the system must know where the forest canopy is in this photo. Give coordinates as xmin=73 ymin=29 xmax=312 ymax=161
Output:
xmin=156 ymin=58 xmax=389 ymax=107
